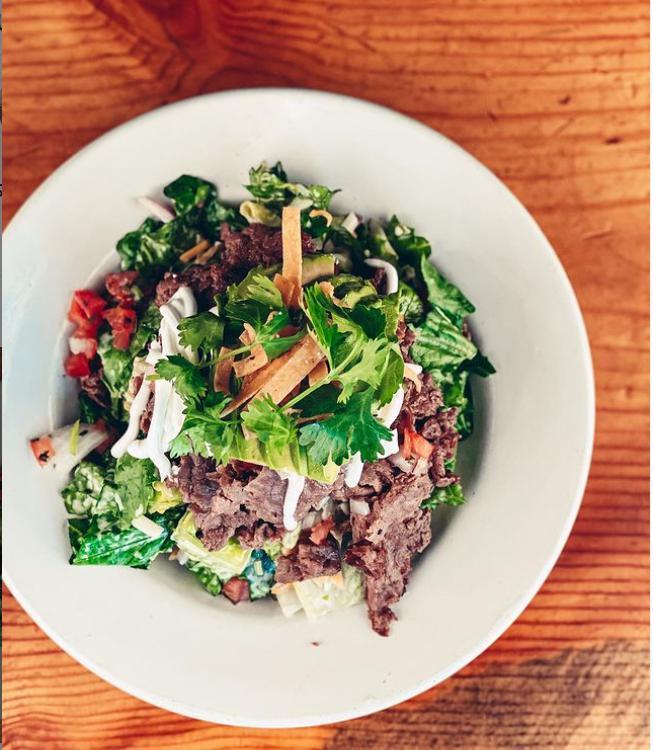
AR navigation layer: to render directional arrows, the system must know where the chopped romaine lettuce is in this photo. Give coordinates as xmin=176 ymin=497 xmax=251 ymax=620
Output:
xmin=171 ymin=512 xmax=252 ymax=579
xmin=274 ymin=564 xmax=364 ymax=620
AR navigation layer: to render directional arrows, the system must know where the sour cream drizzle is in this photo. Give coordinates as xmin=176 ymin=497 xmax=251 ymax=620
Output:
xmin=277 ymin=470 xmax=306 ymax=531
xmin=111 ymin=286 xmax=197 ymax=480
xmin=364 ymin=258 xmax=399 ymax=294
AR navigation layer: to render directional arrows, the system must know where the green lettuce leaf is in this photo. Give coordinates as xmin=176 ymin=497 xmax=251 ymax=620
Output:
xmin=163 ymin=175 xmax=214 ymax=215
xmin=246 ymin=161 xmax=338 ymax=210
xmin=186 ymin=559 xmax=222 ymax=596
xmin=70 ymin=506 xmax=184 ymax=568
xmin=172 ymin=512 xmax=252 ymax=578
xmin=410 ymin=311 xmax=477 ymax=372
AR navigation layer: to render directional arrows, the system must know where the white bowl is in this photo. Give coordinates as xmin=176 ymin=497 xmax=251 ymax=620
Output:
xmin=2 ymin=89 xmax=594 ymax=728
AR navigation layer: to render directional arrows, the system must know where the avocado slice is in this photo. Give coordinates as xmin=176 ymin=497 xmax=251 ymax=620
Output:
xmin=301 ymin=254 xmax=336 ymax=284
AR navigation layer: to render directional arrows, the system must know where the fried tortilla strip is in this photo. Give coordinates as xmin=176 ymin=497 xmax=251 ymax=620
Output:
xmin=213 ymin=347 xmax=234 ymax=393
xmin=256 ymin=335 xmax=325 ymax=405
xmin=179 ymin=239 xmax=210 ymax=263
xmin=308 ymin=359 xmax=328 ymax=386
xmin=233 ymin=344 xmax=268 ymax=378
xmin=281 ymin=205 xmax=303 ymax=307
xmin=222 ymin=346 xmax=299 ymax=415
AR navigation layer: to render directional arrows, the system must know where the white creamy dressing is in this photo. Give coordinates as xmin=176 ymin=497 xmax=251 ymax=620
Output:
xmin=137 ymin=196 xmax=175 ymax=223
xmin=364 ymin=258 xmax=399 ymax=294
xmin=111 ymin=286 xmax=197 ymax=480
xmin=277 ymin=470 xmax=306 ymax=531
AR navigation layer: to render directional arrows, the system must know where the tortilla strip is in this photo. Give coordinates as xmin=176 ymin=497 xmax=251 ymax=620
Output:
xmin=214 ymin=347 xmax=234 ymax=393
xmin=281 ymin=206 xmax=303 ymax=307
xmin=257 ymin=335 xmax=325 ymax=405
xmin=233 ymin=344 xmax=268 ymax=378
xmin=195 ymin=243 xmax=218 ymax=264
xmin=239 ymin=322 xmax=257 ymax=346
xmin=179 ymin=239 xmax=210 ymax=263
xmin=273 ymin=273 xmax=300 ymax=308
xmin=308 ymin=359 xmax=328 ymax=386
xmin=221 ymin=347 xmax=299 ymax=415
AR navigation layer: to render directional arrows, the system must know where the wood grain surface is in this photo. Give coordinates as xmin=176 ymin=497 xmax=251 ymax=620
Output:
xmin=3 ymin=0 xmax=649 ymax=747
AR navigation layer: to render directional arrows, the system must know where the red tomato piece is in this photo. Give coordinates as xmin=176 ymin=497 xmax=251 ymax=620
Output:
xmin=30 ymin=436 xmax=55 ymax=467
xmin=65 ymin=352 xmax=91 ymax=378
xmin=222 ymin=578 xmax=250 ymax=604
xmin=75 ymin=316 xmax=102 ymax=338
xmin=105 ymin=271 xmax=139 ymax=304
xmin=102 ymin=306 xmax=137 ymax=351
xmin=309 ymin=518 xmax=334 ymax=545
xmin=403 ymin=429 xmax=433 ymax=459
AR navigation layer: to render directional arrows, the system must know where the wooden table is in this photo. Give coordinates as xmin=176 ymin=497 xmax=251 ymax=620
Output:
xmin=3 ymin=1 xmax=649 ymax=747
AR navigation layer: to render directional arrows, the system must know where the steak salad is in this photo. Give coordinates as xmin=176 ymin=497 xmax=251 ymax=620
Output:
xmin=31 ymin=163 xmax=494 ymax=635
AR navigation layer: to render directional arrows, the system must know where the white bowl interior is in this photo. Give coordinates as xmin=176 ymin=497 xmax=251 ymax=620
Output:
xmin=2 ymin=90 xmax=593 ymax=727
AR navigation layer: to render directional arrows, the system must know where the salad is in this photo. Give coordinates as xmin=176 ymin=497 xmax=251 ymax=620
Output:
xmin=30 ymin=162 xmax=494 ymax=635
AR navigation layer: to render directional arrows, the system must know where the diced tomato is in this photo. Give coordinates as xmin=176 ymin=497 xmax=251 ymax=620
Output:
xmin=75 ymin=316 xmax=102 ymax=338
xmin=402 ymin=429 xmax=433 ymax=459
xmin=105 ymin=271 xmax=139 ymax=304
xmin=411 ymin=432 xmax=434 ymax=459
xmin=69 ymin=332 xmax=98 ymax=359
xmin=309 ymin=518 xmax=334 ymax=545
xmin=68 ymin=289 xmax=106 ymax=324
xmin=400 ymin=429 xmax=413 ymax=459
xmin=102 ymin=306 xmax=137 ymax=351
xmin=30 ymin=436 xmax=55 ymax=467
xmin=65 ymin=352 xmax=91 ymax=378
xmin=222 ymin=578 xmax=250 ymax=604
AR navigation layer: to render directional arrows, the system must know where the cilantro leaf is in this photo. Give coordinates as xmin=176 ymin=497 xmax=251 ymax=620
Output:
xmin=154 ymin=355 xmax=207 ymax=405
xmin=169 ymin=391 xmax=235 ymax=462
xmin=230 ymin=268 xmax=283 ymax=309
xmin=242 ymin=395 xmax=298 ymax=452
xmin=298 ymin=388 xmax=392 ymax=465
xmin=336 ymin=337 xmax=390 ymax=402
xmin=178 ymin=312 xmax=224 ymax=362
xmin=376 ymin=347 xmax=405 ymax=405
xmin=302 ymin=285 xmax=348 ymax=368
